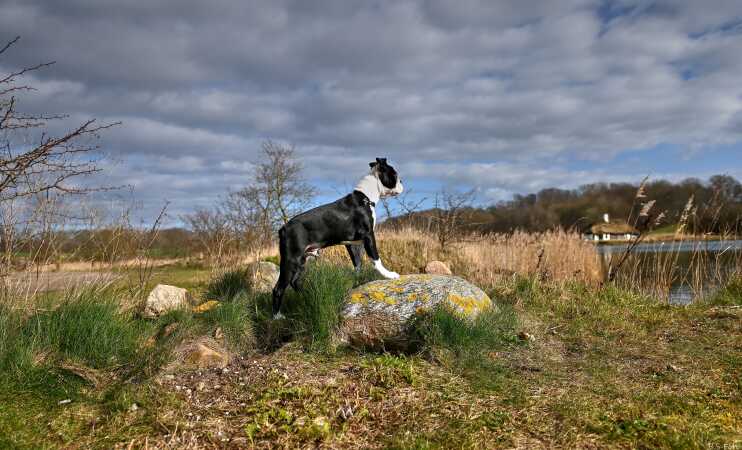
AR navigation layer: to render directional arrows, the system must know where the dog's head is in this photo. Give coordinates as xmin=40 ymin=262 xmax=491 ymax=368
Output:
xmin=370 ymin=157 xmax=403 ymax=197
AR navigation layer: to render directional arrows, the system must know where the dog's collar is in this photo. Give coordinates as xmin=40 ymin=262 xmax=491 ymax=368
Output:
xmin=354 ymin=190 xmax=376 ymax=208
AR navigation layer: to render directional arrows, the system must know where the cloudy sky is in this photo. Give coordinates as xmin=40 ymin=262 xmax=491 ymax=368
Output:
xmin=1 ymin=0 xmax=741 ymax=220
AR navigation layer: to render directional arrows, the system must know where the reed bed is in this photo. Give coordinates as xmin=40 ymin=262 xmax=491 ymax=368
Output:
xmin=319 ymin=227 xmax=603 ymax=290
xmin=612 ymin=237 xmax=742 ymax=301
xmin=319 ymin=226 xmax=740 ymax=302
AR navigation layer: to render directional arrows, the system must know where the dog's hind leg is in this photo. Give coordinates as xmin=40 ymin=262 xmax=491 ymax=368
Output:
xmin=272 ymin=226 xmax=303 ymax=319
xmin=273 ymin=258 xmax=300 ymax=319
xmin=290 ymin=262 xmax=305 ymax=291
xmin=346 ymin=244 xmax=363 ymax=271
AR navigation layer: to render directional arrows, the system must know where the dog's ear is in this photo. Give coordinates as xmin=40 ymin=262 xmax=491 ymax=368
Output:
xmin=376 ymin=157 xmax=387 ymax=166
xmin=369 ymin=161 xmax=377 ymax=168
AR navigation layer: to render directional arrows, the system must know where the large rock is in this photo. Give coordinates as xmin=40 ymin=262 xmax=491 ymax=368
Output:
xmin=247 ymin=261 xmax=280 ymax=294
xmin=339 ymin=274 xmax=494 ymax=350
xmin=424 ymin=260 xmax=452 ymax=275
xmin=143 ymin=284 xmax=194 ymax=318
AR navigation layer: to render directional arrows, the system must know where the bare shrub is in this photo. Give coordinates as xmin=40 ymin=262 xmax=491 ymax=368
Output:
xmin=182 ymin=207 xmax=235 ymax=265
xmin=1 ymin=37 xmax=117 ymax=297
xmin=183 ymin=140 xmax=316 ymax=264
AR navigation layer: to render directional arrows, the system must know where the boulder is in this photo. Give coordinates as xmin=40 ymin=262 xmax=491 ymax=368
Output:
xmin=247 ymin=261 xmax=280 ymax=294
xmin=339 ymin=274 xmax=494 ymax=350
xmin=143 ymin=284 xmax=193 ymax=318
xmin=424 ymin=260 xmax=452 ymax=275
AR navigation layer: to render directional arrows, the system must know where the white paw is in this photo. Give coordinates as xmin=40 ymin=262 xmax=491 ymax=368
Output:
xmin=384 ymin=271 xmax=400 ymax=280
xmin=273 ymin=312 xmax=286 ymax=320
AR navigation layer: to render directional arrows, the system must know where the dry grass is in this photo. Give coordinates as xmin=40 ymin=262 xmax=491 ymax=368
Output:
xmin=320 ymin=227 xmax=603 ymax=288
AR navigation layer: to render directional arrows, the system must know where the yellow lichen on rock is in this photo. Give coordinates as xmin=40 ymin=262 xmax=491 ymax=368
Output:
xmin=341 ymin=274 xmax=496 ymax=350
xmin=192 ymin=300 xmax=220 ymax=314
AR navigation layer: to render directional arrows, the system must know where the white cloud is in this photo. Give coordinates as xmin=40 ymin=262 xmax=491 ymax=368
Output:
xmin=1 ymin=0 xmax=741 ymax=220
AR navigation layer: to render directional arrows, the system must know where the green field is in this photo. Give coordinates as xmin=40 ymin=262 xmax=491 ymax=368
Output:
xmin=0 ymin=263 xmax=740 ymax=449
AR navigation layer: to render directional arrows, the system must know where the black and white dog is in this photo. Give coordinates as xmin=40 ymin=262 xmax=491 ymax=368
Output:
xmin=272 ymin=158 xmax=403 ymax=318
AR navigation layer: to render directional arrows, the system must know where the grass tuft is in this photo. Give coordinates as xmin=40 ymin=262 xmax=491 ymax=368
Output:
xmin=200 ymin=292 xmax=255 ymax=353
xmin=205 ymin=267 xmax=251 ymax=301
xmin=709 ymin=276 xmax=742 ymax=306
xmin=410 ymin=304 xmax=520 ymax=391
xmin=282 ymin=262 xmax=355 ymax=350
xmin=0 ymin=286 xmax=145 ymax=390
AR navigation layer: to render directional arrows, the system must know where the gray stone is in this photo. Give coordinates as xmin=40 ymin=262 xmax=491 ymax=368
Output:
xmin=339 ymin=274 xmax=495 ymax=350
xmin=247 ymin=261 xmax=280 ymax=294
xmin=143 ymin=284 xmax=193 ymax=318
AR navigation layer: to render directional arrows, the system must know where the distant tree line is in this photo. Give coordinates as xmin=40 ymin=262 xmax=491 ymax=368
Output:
xmin=386 ymin=175 xmax=742 ymax=235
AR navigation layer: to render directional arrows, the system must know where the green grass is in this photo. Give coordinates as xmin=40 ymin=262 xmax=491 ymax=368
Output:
xmin=199 ymin=292 xmax=255 ymax=352
xmin=234 ymin=261 xmax=384 ymax=352
xmin=710 ymin=276 xmax=742 ymax=306
xmin=281 ymin=262 xmax=355 ymax=350
xmin=1 ymin=262 xmax=740 ymax=448
xmin=205 ymin=267 xmax=251 ymax=301
xmin=410 ymin=304 xmax=520 ymax=390
xmin=0 ymin=286 xmax=149 ymax=393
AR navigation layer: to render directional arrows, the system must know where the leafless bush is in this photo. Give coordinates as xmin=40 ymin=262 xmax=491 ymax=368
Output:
xmin=183 ymin=140 xmax=316 ymax=264
xmin=0 ymin=37 xmax=117 ymax=281
xmin=182 ymin=207 xmax=235 ymax=264
xmin=240 ymin=140 xmax=315 ymax=227
xmin=431 ymin=188 xmax=476 ymax=249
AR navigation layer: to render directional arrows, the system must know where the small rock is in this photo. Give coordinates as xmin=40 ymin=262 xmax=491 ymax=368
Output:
xmin=184 ymin=343 xmax=230 ymax=369
xmin=143 ymin=284 xmax=194 ymax=318
xmin=129 ymin=403 xmax=139 ymax=412
xmin=58 ymin=399 xmax=72 ymax=405
xmin=193 ymin=300 xmax=220 ymax=314
xmin=424 ymin=260 xmax=452 ymax=275
xmin=518 ymin=331 xmax=535 ymax=342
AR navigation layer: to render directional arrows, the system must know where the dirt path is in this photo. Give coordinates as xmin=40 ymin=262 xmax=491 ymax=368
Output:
xmin=3 ymin=270 xmax=121 ymax=293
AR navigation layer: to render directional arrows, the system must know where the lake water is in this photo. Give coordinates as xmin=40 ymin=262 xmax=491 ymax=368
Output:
xmin=595 ymin=239 xmax=742 ymax=304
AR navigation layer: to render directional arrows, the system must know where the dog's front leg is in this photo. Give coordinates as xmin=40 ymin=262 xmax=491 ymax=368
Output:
xmin=362 ymin=233 xmax=399 ymax=279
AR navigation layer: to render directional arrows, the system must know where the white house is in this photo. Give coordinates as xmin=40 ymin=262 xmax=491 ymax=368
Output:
xmin=583 ymin=214 xmax=639 ymax=242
